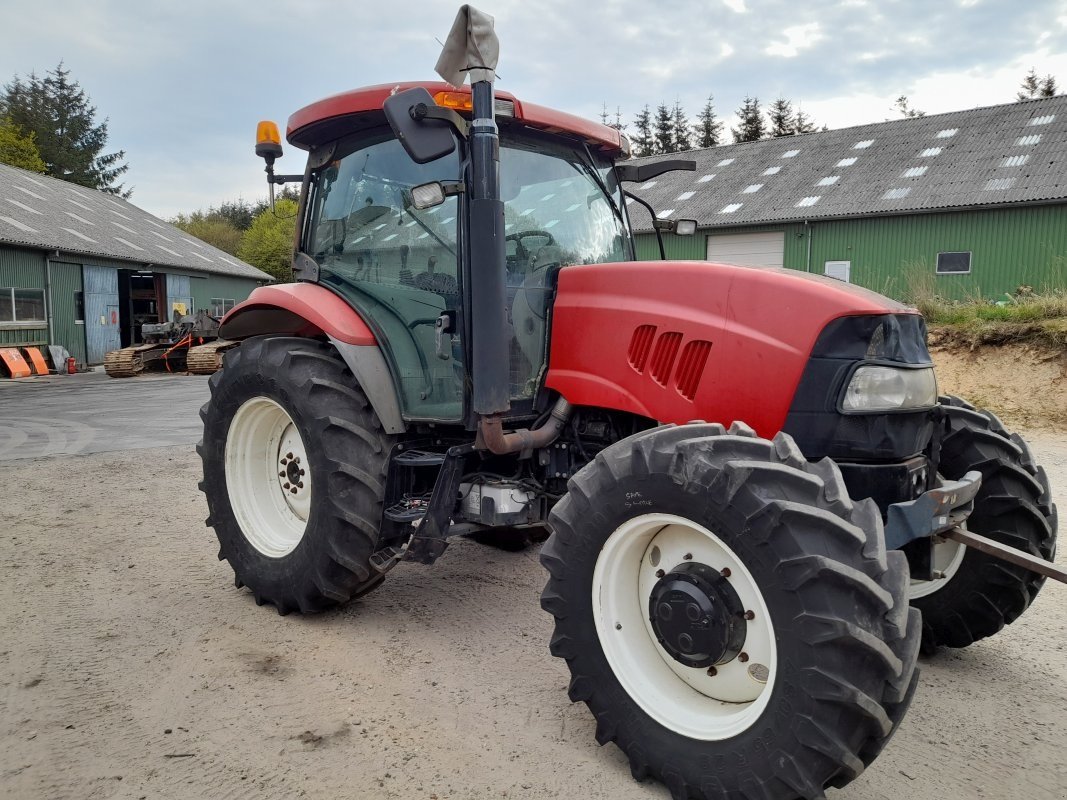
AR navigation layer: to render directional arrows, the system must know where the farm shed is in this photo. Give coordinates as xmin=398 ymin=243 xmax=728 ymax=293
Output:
xmin=628 ymin=95 xmax=1067 ymax=301
xmin=0 ymin=162 xmax=271 ymax=365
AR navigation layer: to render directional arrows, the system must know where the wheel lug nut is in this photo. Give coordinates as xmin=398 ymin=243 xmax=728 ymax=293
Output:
xmin=706 ymin=666 xmax=717 ymax=676
xmin=279 ymin=471 xmax=286 ymax=477
xmin=290 ymin=487 xmax=298 ymax=494
xmin=615 ymin=623 xmax=622 ymax=630
xmin=738 ymin=652 xmax=749 ymax=663
xmin=655 ymin=569 xmax=665 ymax=578
xmin=683 ymin=553 xmax=692 ymax=560
xmin=284 ymin=483 xmax=291 ymax=489
xmin=294 ymin=456 xmax=300 ymax=464
xmin=299 ymin=469 xmax=305 ymax=476
xmin=721 ymin=567 xmax=732 ymax=578
xmin=744 ymin=610 xmax=755 ymax=620
xmin=286 ymin=452 xmax=294 ymax=460
xmin=297 ymin=482 xmax=304 ymax=489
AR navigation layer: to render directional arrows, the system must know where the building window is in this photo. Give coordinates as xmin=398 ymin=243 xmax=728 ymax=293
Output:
xmin=210 ymin=298 xmax=236 ymax=316
xmin=936 ymin=252 xmax=971 ymax=275
xmin=74 ymin=290 xmax=85 ymax=324
xmin=0 ymin=287 xmax=46 ymax=325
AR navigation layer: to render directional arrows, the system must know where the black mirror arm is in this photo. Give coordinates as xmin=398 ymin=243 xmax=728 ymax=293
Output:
xmin=411 ymin=103 xmax=470 ymax=139
xmin=623 ymin=191 xmax=666 ymax=260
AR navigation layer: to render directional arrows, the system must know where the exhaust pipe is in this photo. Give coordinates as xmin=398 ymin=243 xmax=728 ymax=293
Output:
xmin=478 ymin=397 xmax=572 ymax=455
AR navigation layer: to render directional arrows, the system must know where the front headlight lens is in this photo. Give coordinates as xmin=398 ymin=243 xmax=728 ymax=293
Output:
xmin=842 ymin=365 xmax=938 ymax=412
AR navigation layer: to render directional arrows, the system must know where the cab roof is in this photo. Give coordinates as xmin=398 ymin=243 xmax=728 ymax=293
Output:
xmin=287 ymin=81 xmax=627 ymax=156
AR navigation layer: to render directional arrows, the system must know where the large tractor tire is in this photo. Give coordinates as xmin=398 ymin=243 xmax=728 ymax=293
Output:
xmin=909 ymin=396 xmax=1057 ymax=651
xmin=540 ymin=422 xmax=920 ymax=800
xmin=198 ymin=336 xmax=394 ymax=615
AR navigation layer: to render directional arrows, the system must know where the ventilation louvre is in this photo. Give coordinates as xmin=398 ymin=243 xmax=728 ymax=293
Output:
xmin=649 ymin=332 xmax=683 ymax=386
xmin=628 ymin=325 xmax=657 ymax=371
xmin=674 ymin=340 xmax=712 ymax=400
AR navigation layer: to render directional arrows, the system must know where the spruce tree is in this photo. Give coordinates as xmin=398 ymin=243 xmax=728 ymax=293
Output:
xmin=671 ymin=100 xmax=691 ymax=152
xmin=793 ymin=107 xmax=818 ymax=134
xmin=653 ymin=103 xmax=675 ymax=154
xmin=0 ymin=117 xmax=46 ymax=173
xmin=693 ymin=95 xmax=723 ymax=148
xmin=1017 ymin=67 xmax=1057 ymax=100
xmin=767 ymin=97 xmax=795 ymax=137
xmin=2 ymin=63 xmax=130 ymax=196
xmin=731 ymin=96 xmax=765 ymax=142
xmin=632 ymin=105 xmax=654 ymax=156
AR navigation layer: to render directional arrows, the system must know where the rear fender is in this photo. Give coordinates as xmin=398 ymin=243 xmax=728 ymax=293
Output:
xmin=221 ymin=283 xmax=405 ymax=433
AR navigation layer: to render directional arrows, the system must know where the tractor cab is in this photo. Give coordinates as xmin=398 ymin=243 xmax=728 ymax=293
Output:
xmin=269 ymin=84 xmax=639 ymax=427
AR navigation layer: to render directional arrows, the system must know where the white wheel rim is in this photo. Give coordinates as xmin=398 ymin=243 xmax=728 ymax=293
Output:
xmin=592 ymin=513 xmax=777 ymax=741
xmin=224 ymin=396 xmax=311 ymax=558
xmin=908 ymin=534 xmax=967 ymax=599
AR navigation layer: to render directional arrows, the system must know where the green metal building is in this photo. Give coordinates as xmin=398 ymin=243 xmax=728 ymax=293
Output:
xmin=0 ymin=163 xmax=272 ymax=365
xmin=628 ymin=95 xmax=1067 ymax=301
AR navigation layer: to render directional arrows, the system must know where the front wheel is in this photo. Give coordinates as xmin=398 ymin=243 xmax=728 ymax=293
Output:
xmin=909 ymin=396 xmax=1057 ymax=650
xmin=541 ymin=422 xmax=920 ymax=800
xmin=198 ymin=336 xmax=394 ymax=614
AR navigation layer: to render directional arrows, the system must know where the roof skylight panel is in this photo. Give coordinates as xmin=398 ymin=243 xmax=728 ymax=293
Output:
xmin=781 ymin=149 xmax=800 ymax=158
xmin=983 ymin=178 xmax=1016 ymax=190
xmin=1015 ymin=134 xmax=1041 ymax=146
xmin=853 ymin=140 xmax=874 ymax=149
xmin=742 ymin=184 xmax=763 ymax=193
xmin=919 ymin=147 xmax=942 ymax=157
xmin=639 ymin=180 xmax=657 ymax=190
xmin=836 ymin=157 xmax=858 ymax=167
xmin=720 ymin=203 xmax=743 ymax=213
xmin=1029 ymin=115 xmax=1055 ymax=126
xmin=676 ymin=191 xmax=695 ymax=201
xmin=902 ymin=167 xmax=928 ymax=178
xmin=5 ymin=198 xmax=40 ymax=214
xmin=697 ymin=174 xmax=716 ymax=182
xmin=883 ymin=188 xmax=911 ymax=199
xmin=816 ymin=176 xmax=840 ymax=186
xmin=0 ymin=215 xmax=37 ymax=233
xmin=717 ymin=158 xmax=735 ymax=166
xmin=657 ymin=209 xmax=675 ymax=218
xmin=1001 ymin=155 xmax=1030 ymax=167
xmin=936 ymin=129 xmax=957 ymax=138
xmin=762 ymin=166 xmax=782 ymax=175
xmin=795 ymin=196 xmax=820 ymax=207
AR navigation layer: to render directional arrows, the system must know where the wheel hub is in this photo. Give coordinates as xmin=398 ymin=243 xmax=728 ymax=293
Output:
xmin=648 ymin=562 xmax=747 ymax=668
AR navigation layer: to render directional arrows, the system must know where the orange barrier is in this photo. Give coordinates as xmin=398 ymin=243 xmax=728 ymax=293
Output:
xmin=0 ymin=347 xmax=32 ymax=378
xmin=22 ymin=347 xmax=50 ymax=375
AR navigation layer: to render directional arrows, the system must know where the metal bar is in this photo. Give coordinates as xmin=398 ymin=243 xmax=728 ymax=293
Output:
xmin=944 ymin=527 xmax=1067 ymax=584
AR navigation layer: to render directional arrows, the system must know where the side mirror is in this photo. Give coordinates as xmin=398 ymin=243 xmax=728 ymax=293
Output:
xmin=384 ymin=88 xmax=459 ymax=164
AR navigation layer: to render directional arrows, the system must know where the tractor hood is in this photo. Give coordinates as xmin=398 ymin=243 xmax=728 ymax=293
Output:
xmin=544 ymin=260 xmax=919 ymax=436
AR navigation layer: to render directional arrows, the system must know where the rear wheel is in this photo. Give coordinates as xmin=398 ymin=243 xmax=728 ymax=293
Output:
xmin=909 ymin=396 xmax=1057 ymax=650
xmin=541 ymin=422 xmax=920 ymax=799
xmin=199 ymin=336 xmax=394 ymax=614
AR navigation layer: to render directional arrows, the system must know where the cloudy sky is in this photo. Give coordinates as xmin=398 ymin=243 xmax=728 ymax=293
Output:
xmin=3 ymin=0 xmax=1065 ymax=219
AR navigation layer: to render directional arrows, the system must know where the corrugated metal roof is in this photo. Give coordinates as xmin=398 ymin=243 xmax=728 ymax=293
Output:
xmin=626 ymin=95 xmax=1067 ymax=232
xmin=0 ymin=163 xmax=272 ymax=281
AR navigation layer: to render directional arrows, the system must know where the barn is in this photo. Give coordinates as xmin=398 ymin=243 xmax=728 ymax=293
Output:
xmin=627 ymin=95 xmax=1067 ymax=301
xmin=0 ymin=162 xmax=271 ymax=366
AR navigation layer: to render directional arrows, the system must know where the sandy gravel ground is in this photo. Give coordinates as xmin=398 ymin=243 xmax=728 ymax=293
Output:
xmin=1 ymin=436 xmax=1065 ymax=799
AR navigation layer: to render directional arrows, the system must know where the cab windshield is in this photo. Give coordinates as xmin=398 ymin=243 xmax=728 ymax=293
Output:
xmin=304 ymin=126 xmax=629 ymax=421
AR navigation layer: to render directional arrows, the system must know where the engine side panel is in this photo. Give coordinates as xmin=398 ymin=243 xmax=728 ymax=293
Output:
xmin=545 ymin=261 xmax=910 ymax=437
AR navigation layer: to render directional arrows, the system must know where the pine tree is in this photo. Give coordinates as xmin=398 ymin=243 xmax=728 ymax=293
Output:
xmin=632 ymin=105 xmax=654 ymax=156
xmin=731 ymin=96 xmax=765 ymax=142
xmin=1017 ymin=67 xmax=1057 ymax=100
xmin=692 ymin=95 xmax=723 ymax=148
xmin=671 ymin=100 xmax=691 ymax=152
xmin=767 ymin=97 xmax=795 ymax=137
xmin=653 ymin=103 xmax=675 ymax=154
xmin=611 ymin=106 xmax=625 ymax=132
xmin=1 ymin=63 xmax=130 ymax=196
xmin=599 ymin=103 xmax=610 ymax=125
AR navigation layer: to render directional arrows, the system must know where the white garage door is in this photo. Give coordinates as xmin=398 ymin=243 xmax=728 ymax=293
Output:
xmin=706 ymin=231 xmax=785 ymax=268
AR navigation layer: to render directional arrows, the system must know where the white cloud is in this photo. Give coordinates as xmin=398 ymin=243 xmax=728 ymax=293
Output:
xmin=765 ymin=23 xmax=824 ymax=58
xmin=723 ymin=0 xmax=747 ymax=12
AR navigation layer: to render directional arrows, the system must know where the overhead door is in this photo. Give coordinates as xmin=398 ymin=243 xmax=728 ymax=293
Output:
xmin=706 ymin=231 xmax=785 ymax=268
xmin=84 ymin=265 xmax=120 ymax=364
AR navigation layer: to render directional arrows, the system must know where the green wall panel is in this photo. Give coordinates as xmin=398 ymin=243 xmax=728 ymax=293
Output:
xmin=0 ymin=246 xmax=47 ymax=288
xmin=191 ymin=275 xmax=264 ymax=315
xmin=0 ymin=327 xmax=47 ymax=345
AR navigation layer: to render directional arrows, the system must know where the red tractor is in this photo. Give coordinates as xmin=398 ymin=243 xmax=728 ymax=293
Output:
xmin=200 ymin=9 xmax=1060 ymax=799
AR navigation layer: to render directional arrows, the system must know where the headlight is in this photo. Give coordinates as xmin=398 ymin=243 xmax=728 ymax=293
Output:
xmin=842 ymin=365 xmax=938 ymax=412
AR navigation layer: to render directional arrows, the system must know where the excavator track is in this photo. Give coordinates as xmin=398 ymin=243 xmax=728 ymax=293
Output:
xmin=187 ymin=340 xmax=238 ymax=375
xmin=103 ymin=344 xmax=165 ymax=378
